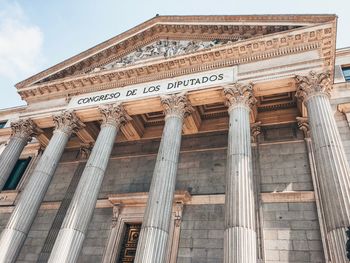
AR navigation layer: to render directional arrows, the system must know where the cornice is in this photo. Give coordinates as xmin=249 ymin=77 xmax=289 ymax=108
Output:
xmin=15 ymin=15 xmax=336 ymax=90
xmin=153 ymin=15 xmax=336 ymax=24
xmin=336 ymin=47 xmax=350 ymax=57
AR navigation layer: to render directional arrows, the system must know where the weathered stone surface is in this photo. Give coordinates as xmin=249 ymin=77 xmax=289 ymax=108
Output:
xmin=16 ymin=209 xmax=57 ymax=262
xmin=259 ymin=141 xmax=313 ymax=192
xmin=135 ymin=93 xmax=193 ymax=263
xmin=0 ymin=111 xmax=83 ymax=263
xmin=223 ymin=83 xmax=257 ymax=263
xmin=263 ymin=202 xmax=325 ymax=262
xmin=0 ymin=118 xmax=42 ymax=190
xmin=296 ymin=71 xmax=350 ymax=262
xmin=48 ymin=104 xmax=128 ymax=262
xmin=76 ymin=208 xmax=112 ymax=263
xmin=0 ymin=126 xmax=328 ymax=262
xmin=177 ymin=205 xmax=224 ymax=263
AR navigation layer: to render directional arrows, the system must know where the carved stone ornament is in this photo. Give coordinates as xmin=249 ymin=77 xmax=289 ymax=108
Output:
xmin=92 ymin=39 xmax=227 ymax=72
xmin=78 ymin=143 xmax=94 ymax=160
xmin=111 ymin=206 xmax=121 ymax=228
xmin=10 ymin=118 xmax=43 ymax=141
xmin=223 ymin=82 xmax=257 ymax=110
xmin=53 ymin=110 xmax=85 ymax=135
xmin=99 ymin=103 xmax=131 ymax=128
xmin=160 ymin=92 xmax=194 ymax=119
xmin=295 ymin=70 xmax=331 ymax=103
xmin=296 ymin=117 xmax=310 ymax=138
xmin=250 ymin=122 xmax=262 ymax=143
xmin=174 ymin=203 xmax=184 ymax=227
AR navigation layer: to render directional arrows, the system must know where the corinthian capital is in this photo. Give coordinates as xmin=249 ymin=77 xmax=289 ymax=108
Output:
xmin=160 ymin=92 xmax=193 ymax=119
xmin=10 ymin=118 xmax=43 ymax=141
xmin=99 ymin=103 xmax=131 ymax=128
xmin=53 ymin=110 xmax=85 ymax=135
xmin=295 ymin=70 xmax=331 ymax=103
xmin=223 ymin=83 xmax=256 ymax=110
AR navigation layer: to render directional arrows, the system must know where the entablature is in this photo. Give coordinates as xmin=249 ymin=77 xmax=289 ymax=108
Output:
xmin=1 ymin=75 xmax=312 ymax=149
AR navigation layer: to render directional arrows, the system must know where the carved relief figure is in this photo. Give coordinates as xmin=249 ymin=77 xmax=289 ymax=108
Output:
xmin=94 ymin=39 xmax=227 ymax=72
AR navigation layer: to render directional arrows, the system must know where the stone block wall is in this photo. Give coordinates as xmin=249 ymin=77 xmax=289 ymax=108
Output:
xmin=0 ymin=212 xmax=10 ymax=234
xmin=177 ymin=204 xmax=224 ymax=263
xmin=100 ymin=148 xmax=227 ymax=198
xmin=77 ymin=208 xmax=113 ymax=263
xmin=258 ymin=141 xmax=313 ymax=193
xmin=262 ymin=202 xmax=325 ymax=262
xmin=333 ymin=101 xmax=350 ymax=161
xmin=41 ymin=131 xmax=228 ymax=202
xmin=43 ymin=162 xmax=79 ymax=202
xmin=16 ymin=209 xmax=57 ymax=262
xmin=0 ymin=127 xmax=328 ymax=262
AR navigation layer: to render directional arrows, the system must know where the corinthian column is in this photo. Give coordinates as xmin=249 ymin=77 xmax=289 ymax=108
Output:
xmin=48 ymin=104 xmax=130 ymax=263
xmin=223 ymin=83 xmax=257 ymax=263
xmin=0 ymin=119 xmax=42 ymax=190
xmin=296 ymin=71 xmax=350 ymax=262
xmin=134 ymin=92 xmax=193 ymax=263
xmin=0 ymin=111 xmax=83 ymax=263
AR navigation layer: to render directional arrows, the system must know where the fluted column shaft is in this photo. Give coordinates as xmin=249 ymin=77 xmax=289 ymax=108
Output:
xmin=0 ymin=111 xmax=83 ymax=263
xmin=0 ymin=119 xmax=42 ymax=190
xmin=134 ymin=93 xmax=193 ymax=263
xmin=48 ymin=104 xmax=130 ymax=263
xmin=223 ymin=84 xmax=257 ymax=263
xmin=296 ymin=71 xmax=350 ymax=262
xmin=306 ymin=96 xmax=350 ymax=261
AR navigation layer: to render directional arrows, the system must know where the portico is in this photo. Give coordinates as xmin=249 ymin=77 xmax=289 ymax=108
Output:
xmin=0 ymin=14 xmax=348 ymax=263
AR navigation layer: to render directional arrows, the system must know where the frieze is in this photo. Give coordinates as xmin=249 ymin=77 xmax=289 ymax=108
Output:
xmin=91 ymin=39 xmax=229 ymax=71
xmin=67 ymin=68 xmax=234 ymax=109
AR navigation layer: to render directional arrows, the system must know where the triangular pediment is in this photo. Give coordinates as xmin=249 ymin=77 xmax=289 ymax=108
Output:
xmin=32 ymin=24 xmax=303 ymax=85
xmin=16 ymin=14 xmax=336 ymax=91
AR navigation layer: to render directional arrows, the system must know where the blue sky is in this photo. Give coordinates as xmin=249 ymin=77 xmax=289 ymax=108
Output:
xmin=1 ymin=0 xmax=350 ymax=109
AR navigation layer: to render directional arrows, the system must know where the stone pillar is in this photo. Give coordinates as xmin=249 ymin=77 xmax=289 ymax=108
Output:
xmin=250 ymin=122 xmax=265 ymax=262
xmin=134 ymin=92 xmax=193 ymax=263
xmin=48 ymin=104 xmax=130 ymax=263
xmin=0 ymin=111 xmax=83 ymax=263
xmin=296 ymin=71 xmax=350 ymax=262
xmin=223 ymin=83 xmax=257 ymax=263
xmin=0 ymin=119 xmax=42 ymax=190
xmin=296 ymin=117 xmax=330 ymax=262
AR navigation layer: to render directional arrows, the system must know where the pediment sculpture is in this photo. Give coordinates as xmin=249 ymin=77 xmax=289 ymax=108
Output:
xmin=91 ymin=39 xmax=231 ymax=72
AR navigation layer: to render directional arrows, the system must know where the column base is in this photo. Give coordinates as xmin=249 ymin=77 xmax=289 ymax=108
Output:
xmin=48 ymin=228 xmax=85 ymax=263
xmin=134 ymin=226 xmax=168 ymax=263
xmin=327 ymin=227 xmax=348 ymax=263
xmin=0 ymin=228 xmax=26 ymax=263
xmin=224 ymin=227 xmax=257 ymax=263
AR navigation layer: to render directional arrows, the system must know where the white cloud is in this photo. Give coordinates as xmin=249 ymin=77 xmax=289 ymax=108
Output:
xmin=0 ymin=1 xmax=44 ymax=80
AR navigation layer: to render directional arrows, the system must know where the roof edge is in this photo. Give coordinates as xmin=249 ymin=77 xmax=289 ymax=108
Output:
xmin=15 ymin=14 xmax=337 ymax=89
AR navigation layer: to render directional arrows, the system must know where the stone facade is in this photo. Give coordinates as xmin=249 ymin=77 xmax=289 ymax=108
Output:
xmin=0 ymin=14 xmax=349 ymax=263
xmin=0 ymin=125 xmax=328 ymax=262
xmin=263 ymin=202 xmax=324 ymax=262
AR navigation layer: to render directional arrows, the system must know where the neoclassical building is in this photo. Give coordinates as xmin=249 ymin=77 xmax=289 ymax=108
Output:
xmin=0 ymin=15 xmax=349 ymax=263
